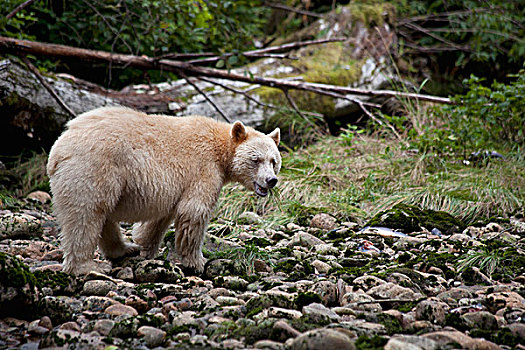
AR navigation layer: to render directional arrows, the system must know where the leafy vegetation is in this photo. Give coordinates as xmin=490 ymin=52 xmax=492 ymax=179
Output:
xmin=409 ymin=69 xmax=525 ymax=156
xmin=1 ymin=0 xmax=269 ymax=87
xmin=393 ymin=0 xmax=525 ymax=92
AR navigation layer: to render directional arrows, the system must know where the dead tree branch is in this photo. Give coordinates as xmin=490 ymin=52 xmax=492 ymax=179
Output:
xmin=0 ymin=36 xmax=453 ymax=105
xmin=22 ymin=57 xmax=77 ymax=118
xmin=186 ymin=37 xmax=345 ymax=65
xmin=265 ymin=2 xmax=324 ymax=18
xmin=197 ymin=76 xmax=324 ymax=118
xmin=178 ymin=71 xmax=231 ymax=123
xmin=6 ymin=0 xmax=37 ymax=19
xmin=282 ymin=88 xmax=323 ymax=132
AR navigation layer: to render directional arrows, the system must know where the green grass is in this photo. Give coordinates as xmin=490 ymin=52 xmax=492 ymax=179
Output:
xmin=214 ymin=132 xmax=524 ymax=228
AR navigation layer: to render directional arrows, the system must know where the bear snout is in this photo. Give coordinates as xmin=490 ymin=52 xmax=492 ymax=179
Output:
xmin=266 ymin=176 xmax=278 ymax=189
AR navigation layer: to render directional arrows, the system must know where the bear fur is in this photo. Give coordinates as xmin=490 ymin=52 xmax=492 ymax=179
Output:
xmin=47 ymin=107 xmax=281 ymax=275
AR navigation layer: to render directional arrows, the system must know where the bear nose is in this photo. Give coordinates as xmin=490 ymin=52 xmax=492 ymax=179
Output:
xmin=266 ymin=176 xmax=278 ymax=188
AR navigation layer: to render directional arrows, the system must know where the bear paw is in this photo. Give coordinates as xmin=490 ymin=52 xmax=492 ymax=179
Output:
xmin=181 ymin=255 xmax=207 ymax=275
xmin=63 ymin=259 xmax=111 ymax=276
xmin=104 ymin=242 xmax=141 ymax=259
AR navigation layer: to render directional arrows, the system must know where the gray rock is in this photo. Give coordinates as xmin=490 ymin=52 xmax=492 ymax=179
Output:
xmin=93 ymin=319 xmax=115 ymax=336
xmin=172 ymin=311 xmax=199 ymax=327
xmin=134 ymin=259 xmax=182 ymax=283
xmin=116 ymin=266 xmax=134 ymax=280
xmin=137 ymin=325 xmax=166 ymax=348
xmin=310 ymin=213 xmax=337 ymax=230
xmin=367 ymin=282 xmax=424 ymax=301
xmin=460 ymin=311 xmax=498 ymax=330
xmin=312 ymin=260 xmax=331 ymax=274
xmin=28 ymin=320 xmax=49 ymax=335
xmin=254 ymin=339 xmax=284 ymax=349
xmin=268 ymin=307 xmax=303 ymax=319
xmin=290 ymin=328 xmax=355 ymax=350
xmin=384 ymin=338 xmax=424 ymax=350
xmin=104 ymin=303 xmax=138 ymax=317
xmin=507 ymin=323 xmax=525 ymax=342
xmin=0 ymin=213 xmax=42 ymax=239
xmin=216 ymin=296 xmax=245 ymax=306
xmin=289 ymin=232 xmax=325 ymax=248
xmin=310 ymin=280 xmax=338 ymax=306
xmin=423 ymin=330 xmax=501 ymax=350
xmin=415 ymin=298 xmax=450 ymax=325
xmin=353 ymin=275 xmax=387 ymax=290
xmin=83 ymin=296 xmax=117 ymax=312
xmin=387 ymin=335 xmax=439 ymax=350
xmin=0 ymin=253 xmax=40 ymax=318
xmin=237 ymin=211 xmax=262 ymax=225
xmin=26 ymin=191 xmax=51 ymax=204
xmin=302 ymin=303 xmax=341 ymax=324
xmin=82 ymin=280 xmax=117 ymax=296
xmin=437 ymin=287 xmax=475 ymax=307
xmin=215 ymin=276 xmax=249 ymax=291
xmin=341 ymin=292 xmax=382 ymax=312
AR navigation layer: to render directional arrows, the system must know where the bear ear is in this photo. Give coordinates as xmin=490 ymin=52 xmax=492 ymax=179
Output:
xmin=268 ymin=127 xmax=280 ymax=146
xmin=231 ymin=121 xmax=247 ymax=143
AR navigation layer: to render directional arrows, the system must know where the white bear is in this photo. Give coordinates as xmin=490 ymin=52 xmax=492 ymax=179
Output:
xmin=47 ymin=107 xmax=281 ymax=275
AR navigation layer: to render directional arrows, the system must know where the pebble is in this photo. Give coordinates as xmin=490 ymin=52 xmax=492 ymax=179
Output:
xmin=290 ymin=328 xmax=355 ymax=350
xmin=93 ymin=319 xmax=115 ymax=336
xmin=302 ymin=302 xmax=341 ymax=323
xmin=82 ymin=280 xmax=117 ymax=296
xmin=26 ymin=191 xmax=51 ymax=204
xmin=312 ymin=259 xmax=331 ymax=274
xmin=104 ymin=304 xmax=138 ymax=316
xmin=310 ymin=213 xmax=337 ymax=230
xmin=137 ymin=325 xmax=166 ymax=347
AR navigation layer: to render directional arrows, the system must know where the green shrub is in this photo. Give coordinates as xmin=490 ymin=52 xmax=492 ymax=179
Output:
xmin=1 ymin=0 xmax=269 ymax=87
xmin=409 ymin=68 xmax=525 ymax=156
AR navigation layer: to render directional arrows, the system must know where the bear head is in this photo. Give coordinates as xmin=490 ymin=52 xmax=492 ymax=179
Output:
xmin=230 ymin=121 xmax=281 ymax=197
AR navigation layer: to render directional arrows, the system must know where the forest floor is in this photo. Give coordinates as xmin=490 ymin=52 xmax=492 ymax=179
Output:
xmin=1 ymin=132 xmax=524 ymax=349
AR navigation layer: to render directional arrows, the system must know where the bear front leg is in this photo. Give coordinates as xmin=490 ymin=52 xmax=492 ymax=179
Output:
xmin=58 ymin=211 xmax=106 ymax=275
xmin=173 ymin=203 xmax=212 ymax=274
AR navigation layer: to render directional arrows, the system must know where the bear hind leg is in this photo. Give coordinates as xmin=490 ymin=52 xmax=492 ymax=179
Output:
xmin=99 ymin=220 xmax=141 ymax=259
xmin=133 ymin=216 xmax=174 ymax=259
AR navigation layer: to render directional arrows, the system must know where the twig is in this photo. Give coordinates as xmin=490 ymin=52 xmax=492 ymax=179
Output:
xmin=196 ymin=76 xmax=324 ymax=118
xmin=178 ymin=71 xmax=231 ymax=123
xmin=157 ymin=52 xmax=216 ymax=60
xmin=397 ymin=8 xmax=491 ymax=24
xmin=401 ymin=22 xmax=471 ymax=52
xmin=6 ymin=0 xmax=37 ymax=19
xmin=79 ymin=0 xmax=134 ymax=54
xmin=282 ymin=88 xmax=321 ymax=131
xmin=22 ymin=57 xmax=77 ymax=118
xmin=265 ymin=2 xmax=324 ymax=18
xmin=187 ymin=37 xmax=346 ymax=65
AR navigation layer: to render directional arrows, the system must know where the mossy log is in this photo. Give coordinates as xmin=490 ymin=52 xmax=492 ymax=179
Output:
xmin=0 ymin=59 xmax=119 ymax=156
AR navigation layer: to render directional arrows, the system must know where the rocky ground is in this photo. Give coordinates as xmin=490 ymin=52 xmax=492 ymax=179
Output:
xmin=1 ymin=191 xmax=524 ymax=350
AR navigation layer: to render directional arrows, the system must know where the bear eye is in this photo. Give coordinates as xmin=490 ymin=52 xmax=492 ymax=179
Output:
xmin=270 ymin=158 xmax=276 ymax=167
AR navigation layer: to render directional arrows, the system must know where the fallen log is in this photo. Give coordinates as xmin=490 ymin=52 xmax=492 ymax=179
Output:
xmin=0 ymin=36 xmax=453 ymax=105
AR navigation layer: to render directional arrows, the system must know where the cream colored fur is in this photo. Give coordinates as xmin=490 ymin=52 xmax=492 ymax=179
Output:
xmin=47 ymin=107 xmax=281 ymax=275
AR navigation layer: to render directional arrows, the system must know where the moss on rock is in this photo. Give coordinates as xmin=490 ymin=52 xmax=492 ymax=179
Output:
xmin=0 ymin=252 xmax=40 ymax=318
xmin=366 ymin=203 xmax=466 ymax=234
